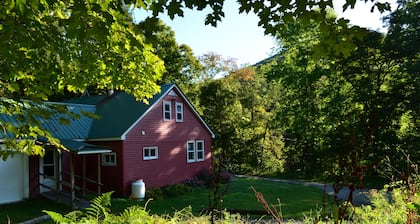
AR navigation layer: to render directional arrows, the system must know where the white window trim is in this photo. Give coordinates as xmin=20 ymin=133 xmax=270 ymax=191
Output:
xmin=102 ymin=152 xmax=117 ymax=166
xmin=196 ymin=140 xmax=205 ymax=161
xmin=143 ymin=146 xmax=158 ymax=160
xmin=176 ymin=102 xmax=183 ymax=122
xmin=163 ymin=101 xmax=172 ymax=121
xmin=187 ymin=141 xmax=196 ymax=163
xmin=187 ymin=140 xmax=205 ymax=163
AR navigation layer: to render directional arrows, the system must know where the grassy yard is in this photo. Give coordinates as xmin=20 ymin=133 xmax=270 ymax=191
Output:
xmin=0 ymin=177 xmax=328 ymax=223
xmin=0 ymin=196 xmax=72 ymax=223
xmin=113 ymin=177 xmax=329 ymax=219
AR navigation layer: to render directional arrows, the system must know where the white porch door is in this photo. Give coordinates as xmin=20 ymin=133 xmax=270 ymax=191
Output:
xmin=40 ymin=150 xmax=60 ymax=193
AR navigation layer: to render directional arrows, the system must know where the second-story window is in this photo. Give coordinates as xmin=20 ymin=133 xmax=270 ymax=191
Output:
xmin=176 ymin=102 xmax=183 ymax=122
xmin=163 ymin=101 xmax=171 ymax=121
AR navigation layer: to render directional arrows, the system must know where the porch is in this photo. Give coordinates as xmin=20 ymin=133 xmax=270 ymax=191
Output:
xmin=40 ymin=140 xmax=111 ymax=208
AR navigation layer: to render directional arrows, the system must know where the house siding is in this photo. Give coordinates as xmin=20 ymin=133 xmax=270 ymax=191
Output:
xmin=122 ymin=91 xmax=212 ymax=196
xmin=28 ymin=156 xmax=40 ymax=198
xmin=88 ymin=141 xmax=124 ymax=196
xmin=61 ymin=141 xmax=124 ymax=196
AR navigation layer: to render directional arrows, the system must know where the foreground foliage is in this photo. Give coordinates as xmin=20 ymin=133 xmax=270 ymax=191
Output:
xmin=45 ymin=175 xmax=420 ymax=223
xmin=305 ymin=175 xmax=420 ymax=223
xmin=44 ymin=192 xmax=245 ymax=223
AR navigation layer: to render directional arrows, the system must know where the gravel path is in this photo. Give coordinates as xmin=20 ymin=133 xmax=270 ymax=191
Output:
xmin=236 ymin=175 xmax=372 ymax=206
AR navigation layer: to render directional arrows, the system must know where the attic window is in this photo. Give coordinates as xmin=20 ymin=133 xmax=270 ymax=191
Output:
xmin=168 ymin=90 xmax=177 ymax=96
xmin=102 ymin=153 xmax=117 ymax=166
xmin=176 ymin=102 xmax=183 ymax=122
xmin=163 ymin=101 xmax=171 ymax=121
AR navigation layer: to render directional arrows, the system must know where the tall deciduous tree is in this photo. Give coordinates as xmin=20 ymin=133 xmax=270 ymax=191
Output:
xmin=264 ymin=3 xmax=418 ymax=188
xmin=199 ymin=52 xmax=238 ymax=80
xmin=0 ymin=1 xmax=165 ymax=157
xmin=199 ymin=68 xmax=283 ymax=174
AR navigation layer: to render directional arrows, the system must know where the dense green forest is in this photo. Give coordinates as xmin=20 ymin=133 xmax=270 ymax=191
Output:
xmin=186 ymin=1 xmax=419 ymax=189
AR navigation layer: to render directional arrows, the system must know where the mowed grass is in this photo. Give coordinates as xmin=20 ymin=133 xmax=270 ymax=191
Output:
xmin=0 ymin=177 xmax=328 ymax=223
xmin=113 ymin=177 xmax=328 ymax=219
xmin=0 ymin=196 xmax=72 ymax=223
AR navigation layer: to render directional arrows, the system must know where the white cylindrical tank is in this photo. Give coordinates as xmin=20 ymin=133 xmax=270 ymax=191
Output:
xmin=131 ymin=179 xmax=145 ymax=199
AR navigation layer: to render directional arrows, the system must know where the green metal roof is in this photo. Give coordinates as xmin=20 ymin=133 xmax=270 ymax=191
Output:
xmin=0 ymin=102 xmax=95 ymax=140
xmin=1 ymin=84 xmax=215 ymax=143
xmin=68 ymin=84 xmax=174 ymax=139
xmin=60 ymin=139 xmax=111 ymax=155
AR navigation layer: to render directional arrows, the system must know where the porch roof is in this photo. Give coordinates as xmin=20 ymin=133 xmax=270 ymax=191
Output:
xmin=60 ymin=139 xmax=111 ymax=155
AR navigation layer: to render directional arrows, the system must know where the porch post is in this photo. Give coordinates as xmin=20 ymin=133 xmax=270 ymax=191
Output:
xmin=70 ymin=153 xmax=75 ymax=209
xmin=82 ymin=156 xmax=86 ymax=198
xmin=55 ymin=150 xmax=60 ymax=201
xmin=97 ymin=154 xmax=102 ymax=195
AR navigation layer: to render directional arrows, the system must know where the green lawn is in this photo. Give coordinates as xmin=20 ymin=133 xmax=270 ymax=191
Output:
xmin=0 ymin=197 xmax=72 ymax=223
xmin=113 ymin=177 xmax=329 ymax=219
xmin=0 ymin=177 xmax=328 ymax=223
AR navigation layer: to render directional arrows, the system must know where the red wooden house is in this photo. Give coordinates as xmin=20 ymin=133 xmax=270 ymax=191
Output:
xmin=65 ymin=83 xmax=215 ymax=196
xmin=0 ymin=84 xmax=214 ymax=204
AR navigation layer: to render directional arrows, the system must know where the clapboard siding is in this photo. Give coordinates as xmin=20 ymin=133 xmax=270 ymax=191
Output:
xmin=28 ymin=156 xmax=40 ymax=198
xmin=93 ymin=141 xmax=124 ymax=196
xmin=122 ymin=91 xmax=212 ymax=195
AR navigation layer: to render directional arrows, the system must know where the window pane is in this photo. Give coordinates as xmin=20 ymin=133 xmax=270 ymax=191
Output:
xmin=165 ymin=112 xmax=170 ymax=119
xmin=188 ymin=152 xmax=195 ymax=160
xmin=197 ymin=151 xmax=203 ymax=159
xmin=150 ymin=149 xmax=156 ymax=156
xmin=187 ymin=142 xmax=194 ymax=151
xmin=144 ymin=149 xmax=149 ymax=157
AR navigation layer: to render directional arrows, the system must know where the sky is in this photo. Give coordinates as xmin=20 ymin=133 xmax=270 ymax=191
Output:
xmin=133 ymin=0 xmax=396 ymax=66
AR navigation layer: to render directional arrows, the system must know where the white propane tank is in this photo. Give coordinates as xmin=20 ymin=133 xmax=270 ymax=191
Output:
xmin=131 ymin=179 xmax=145 ymax=200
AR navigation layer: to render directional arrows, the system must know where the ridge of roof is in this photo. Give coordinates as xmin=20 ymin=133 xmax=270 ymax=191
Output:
xmin=82 ymin=84 xmax=175 ymax=139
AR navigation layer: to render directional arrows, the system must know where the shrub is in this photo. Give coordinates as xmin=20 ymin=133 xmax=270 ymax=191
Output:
xmin=219 ymin=171 xmax=233 ymax=184
xmin=162 ymin=184 xmax=192 ymax=198
xmin=147 ymin=184 xmax=192 ymax=200
xmin=352 ymin=188 xmax=408 ymax=223
xmin=353 ymin=181 xmax=420 ymax=224
xmin=146 ymin=187 xmax=164 ymax=200
xmin=303 ymin=180 xmax=420 ymax=224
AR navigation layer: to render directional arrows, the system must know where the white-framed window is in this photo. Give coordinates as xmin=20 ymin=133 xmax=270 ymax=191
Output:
xmin=187 ymin=141 xmax=195 ymax=163
xmin=176 ymin=102 xmax=183 ymax=122
xmin=187 ymin=140 xmax=205 ymax=163
xmin=163 ymin=101 xmax=172 ymax=121
xmin=102 ymin=153 xmax=117 ymax=166
xmin=143 ymin=146 xmax=158 ymax=160
xmin=196 ymin=140 xmax=205 ymax=161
